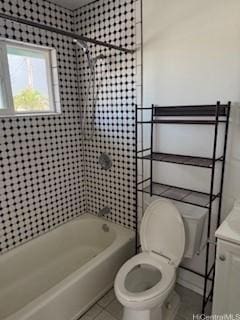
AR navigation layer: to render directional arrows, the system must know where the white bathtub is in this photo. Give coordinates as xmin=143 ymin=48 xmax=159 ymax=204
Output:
xmin=0 ymin=214 xmax=135 ymax=320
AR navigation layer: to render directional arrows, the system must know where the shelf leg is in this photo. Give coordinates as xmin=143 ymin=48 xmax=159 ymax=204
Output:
xmin=202 ymin=101 xmax=220 ymax=313
xmin=150 ymin=104 xmax=154 ymax=196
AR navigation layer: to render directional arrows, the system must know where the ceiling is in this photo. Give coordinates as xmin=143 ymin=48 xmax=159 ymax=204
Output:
xmin=48 ymin=0 xmax=93 ymax=10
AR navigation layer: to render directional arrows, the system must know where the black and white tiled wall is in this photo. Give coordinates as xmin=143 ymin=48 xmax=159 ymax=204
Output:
xmin=0 ymin=0 xmax=139 ymax=253
xmin=0 ymin=0 xmax=85 ymax=253
xmin=74 ymin=0 xmax=137 ymax=229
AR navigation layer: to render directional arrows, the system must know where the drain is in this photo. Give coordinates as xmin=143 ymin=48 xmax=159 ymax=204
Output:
xmin=102 ymin=224 xmax=110 ymax=232
xmin=99 ymin=153 xmax=112 ymax=170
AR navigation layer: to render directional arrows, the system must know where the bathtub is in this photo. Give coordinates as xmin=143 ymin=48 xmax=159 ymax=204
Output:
xmin=0 ymin=214 xmax=135 ymax=320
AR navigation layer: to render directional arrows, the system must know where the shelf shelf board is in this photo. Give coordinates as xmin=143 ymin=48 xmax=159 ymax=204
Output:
xmin=153 ymin=120 xmax=227 ymax=125
xmin=138 ymin=152 xmax=223 ymax=168
xmin=138 ymin=182 xmax=218 ymax=208
xmin=153 ymin=105 xmax=229 ymax=117
xmin=137 ymin=120 xmax=227 ymax=125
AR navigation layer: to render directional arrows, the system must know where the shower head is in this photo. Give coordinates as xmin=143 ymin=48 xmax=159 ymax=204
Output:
xmin=73 ymin=39 xmax=89 ymax=54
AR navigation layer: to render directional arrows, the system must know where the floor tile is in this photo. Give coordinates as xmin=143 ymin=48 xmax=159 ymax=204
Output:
xmin=80 ymin=314 xmax=95 ymax=320
xmin=79 ymin=304 xmax=103 ymax=320
xmin=106 ymin=299 xmax=123 ymax=320
xmin=176 ymin=285 xmax=203 ymax=318
xmin=95 ymin=310 xmax=117 ymax=320
xmin=97 ymin=289 xmax=115 ymax=308
xmin=80 ymin=284 xmax=206 ymax=320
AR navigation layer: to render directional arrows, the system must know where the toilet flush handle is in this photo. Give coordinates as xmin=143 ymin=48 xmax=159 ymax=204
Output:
xmin=166 ymin=302 xmax=172 ymax=310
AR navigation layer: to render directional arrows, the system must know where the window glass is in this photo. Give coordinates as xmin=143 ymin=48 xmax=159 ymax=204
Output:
xmin=0 ymin=45 xmax=8 ymax=111
xmin=0 ymin=81 xmax=5 ymax=110
xmin=7 ymin=46 xmax=52 ymax=113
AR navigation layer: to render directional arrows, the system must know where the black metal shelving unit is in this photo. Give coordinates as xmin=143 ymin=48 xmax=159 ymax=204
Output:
xmin=136 ymin=101 xmax=231 ymax=313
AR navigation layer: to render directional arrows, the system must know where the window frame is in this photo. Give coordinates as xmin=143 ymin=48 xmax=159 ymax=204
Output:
xmin=0 ymin=39 xmax=61 ymax=117
xmin=0 ymin=42 xmax=14 ymax=116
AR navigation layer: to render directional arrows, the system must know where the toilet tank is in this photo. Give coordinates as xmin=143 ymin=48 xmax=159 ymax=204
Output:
xmin=143 ymin=196 xmax=207 ymax=259
xmin=180 ymin=207 xmax=207 ymax=258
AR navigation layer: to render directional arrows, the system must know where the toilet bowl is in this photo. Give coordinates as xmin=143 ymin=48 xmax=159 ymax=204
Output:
xmin=114 ymin=199 xmax=185 ymax=320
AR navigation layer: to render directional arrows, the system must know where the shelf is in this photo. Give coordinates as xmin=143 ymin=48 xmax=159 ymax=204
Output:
xmin=137 ymin=103 xmax=230 ymax=125
xmin=154 ymin=120 xmax=227 ymax=125
xmin=138 ymin=182 xmax=218 ymax=208
xmin=153 ymin=105 xmax=229 ymax=117
xmin=136 ymin=101 xmax=231 ymax=315
xmin=137 ymin=120 xmax=227 ymax=125
xmin=139 ymin=152 xmax=223 ymax=168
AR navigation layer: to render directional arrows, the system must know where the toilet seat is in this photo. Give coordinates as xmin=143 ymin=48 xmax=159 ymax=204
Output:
xmin=114 ymin=252 xmax=175 ymax=309
xmin=140 ymin=199 xmax=185 ymax=267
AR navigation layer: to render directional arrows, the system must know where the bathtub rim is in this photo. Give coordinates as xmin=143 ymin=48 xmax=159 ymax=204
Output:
xmin=0 ymin=213 xmax=133 ymax=261
xmin=0 ymin=212 xmax=134 ymax=257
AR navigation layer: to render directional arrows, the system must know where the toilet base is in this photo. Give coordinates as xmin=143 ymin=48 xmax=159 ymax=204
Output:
xmin=122 ymin=291 xmax=180 ymax=320
xmin=162 ymin=291 xmax=180 ymax=320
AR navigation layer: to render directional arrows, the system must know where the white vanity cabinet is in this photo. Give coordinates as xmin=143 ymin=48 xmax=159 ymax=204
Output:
xmin=212 ymin=239 xmax=240 ymax=314
xmin=212 ymin=206 xmax=240 ymax=314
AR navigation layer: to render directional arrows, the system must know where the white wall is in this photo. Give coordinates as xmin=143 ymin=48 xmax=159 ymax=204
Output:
xmin=143 ymin=0 xmax=240 ymax=293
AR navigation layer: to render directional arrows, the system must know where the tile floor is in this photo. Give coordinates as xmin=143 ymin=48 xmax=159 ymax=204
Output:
xmin=79 ymin=285 xmax=211 ymax=320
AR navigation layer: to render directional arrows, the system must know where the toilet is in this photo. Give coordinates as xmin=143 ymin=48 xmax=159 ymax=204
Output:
xmin=114 ymin=199 xmax=186 ymax=320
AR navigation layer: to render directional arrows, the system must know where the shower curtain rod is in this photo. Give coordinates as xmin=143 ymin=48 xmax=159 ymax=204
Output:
xmin=0 ymin=12 xmax=135 ymax=54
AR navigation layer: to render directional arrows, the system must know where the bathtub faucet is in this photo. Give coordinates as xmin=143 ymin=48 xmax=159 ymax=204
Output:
xmin=98 ymin=207 xmax=111 ymax=217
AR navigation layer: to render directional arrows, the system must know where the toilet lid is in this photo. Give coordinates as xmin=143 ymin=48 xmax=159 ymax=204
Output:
xmin=140 ymin=199 xmax=185 ymax=267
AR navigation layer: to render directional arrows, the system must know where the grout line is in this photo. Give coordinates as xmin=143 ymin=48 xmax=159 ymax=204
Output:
xmin=96 ymin=287 xmax=115 ymax=307
xmin=78 ymin=305 xmax=104 ymax=320
xmin=91 ymin=308 xmax=104 ymax=320
xmin=91 ymin=308 xmax=118 ymax=320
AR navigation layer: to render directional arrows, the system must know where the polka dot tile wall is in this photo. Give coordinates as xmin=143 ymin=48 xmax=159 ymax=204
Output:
xmin=74 ymin=0 xmax=137 ymax=229
xmin=0 ymin=0 xmax=74 ymax=31
xmin=0 ymin=0 xmax=85 ymax=254
xmin=0 ymin=0 xmax=138 ymax=254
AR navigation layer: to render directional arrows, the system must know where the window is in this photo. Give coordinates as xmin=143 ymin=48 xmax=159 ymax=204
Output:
xmin=0 ymin=40 xmax=60 ymax=116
